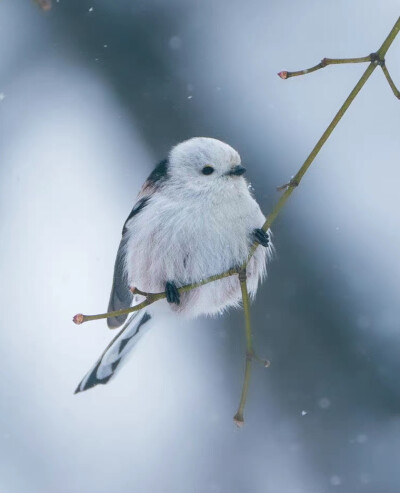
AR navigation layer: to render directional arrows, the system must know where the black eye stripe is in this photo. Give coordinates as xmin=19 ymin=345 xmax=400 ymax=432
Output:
xmin=202 ymin=166 xmax=214 ymax=175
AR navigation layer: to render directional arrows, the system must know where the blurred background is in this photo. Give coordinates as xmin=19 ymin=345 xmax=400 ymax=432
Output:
xmin=0 ymin=1 xmax=399 ymax=492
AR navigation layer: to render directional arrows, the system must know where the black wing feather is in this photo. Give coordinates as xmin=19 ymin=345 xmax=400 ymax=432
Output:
xmin=107 ymin=198 xmax=150 ymax=328
xmin=107 ymin=159 xmax=169 ymax=329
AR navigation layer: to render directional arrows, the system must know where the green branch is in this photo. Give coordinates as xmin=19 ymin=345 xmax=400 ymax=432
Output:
xmin=381 ymin=64 xmax=400 ymax=99
xmin=277 ymin=55 xmax=372 ymax=79
xmin=233 ymin=269 xmax=253 ymax=427
xmin=73 ymin=15 xmax=400 ymax=425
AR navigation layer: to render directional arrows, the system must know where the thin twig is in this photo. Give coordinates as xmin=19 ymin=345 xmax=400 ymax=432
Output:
xmin=233 ymin=357 xmax=252 ymax=428
xmin=257 ymin=61 xmax=377 ymax=243
xmin=233 ymin=269 xmax=253 ymax=427
xmin=381 ymin=64 xmax=400 ymax=99
xmin=73 ymin=298 xmax=159 ymax=325
xmin=278 ymin=47 xmax=400 ymax=101
xmin=74 ymin=268 xmax=239 ymax=325
xmin=278 ymin=55 xmax=372 ymax=79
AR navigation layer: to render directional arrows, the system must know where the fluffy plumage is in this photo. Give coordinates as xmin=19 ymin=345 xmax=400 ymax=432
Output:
xmin=75 ymin=137 xmax=272 ymax=393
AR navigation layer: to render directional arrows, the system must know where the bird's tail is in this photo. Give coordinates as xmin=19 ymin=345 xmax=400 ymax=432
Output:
xmin=75 ymin=309 xmax=151 ymax=394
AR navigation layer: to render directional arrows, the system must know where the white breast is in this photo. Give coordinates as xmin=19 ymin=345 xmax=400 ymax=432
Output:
xmin=124 ymin=180 xmax=269 ymax=317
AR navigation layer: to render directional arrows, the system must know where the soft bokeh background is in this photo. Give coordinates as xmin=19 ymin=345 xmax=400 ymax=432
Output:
xmin=0 ymin=1 xmax=399 ymax=492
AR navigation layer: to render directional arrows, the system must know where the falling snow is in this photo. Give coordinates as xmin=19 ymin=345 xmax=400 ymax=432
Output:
xmin=318 ymin=397 xmax=331 ymax=409
xmin=330 ymin=475 xmax=342 ymax=486
xmin=169 ymin=36 xmax=182 ymax=50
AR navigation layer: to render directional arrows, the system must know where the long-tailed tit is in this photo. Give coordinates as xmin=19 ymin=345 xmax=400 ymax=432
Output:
xmin=75 ymin=137 xmax=272 ymax=393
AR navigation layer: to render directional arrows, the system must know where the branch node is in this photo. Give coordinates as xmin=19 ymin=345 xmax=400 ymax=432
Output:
xmin=276 ymin=178 xmax=299 ymax=192
xmin=246 ymin=350 xmax=254 ymax=362
xmin=248 ymin=349 xmax=271 ymax=367
xmin=370 ymin=52 xmax=385 ymax=66
xmin=130 ymin=286 xmax=148 ymax=297
xmin=238 ymin=268 xmax=247 ymax=283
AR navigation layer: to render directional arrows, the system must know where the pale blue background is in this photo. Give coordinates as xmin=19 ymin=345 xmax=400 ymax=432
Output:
xmin=0 ymin=1 xmax=399 ymax=492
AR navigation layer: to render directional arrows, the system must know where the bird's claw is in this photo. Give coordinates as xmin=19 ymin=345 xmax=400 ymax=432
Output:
xmin=253 ymin=228 xmax=270 ymax=247
xmin=165 ymin=281 xmax=180 ymax=305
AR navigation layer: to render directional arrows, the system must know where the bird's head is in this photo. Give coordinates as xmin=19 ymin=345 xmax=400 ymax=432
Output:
xmin=168 ymin=137 xmax=246 ymax=193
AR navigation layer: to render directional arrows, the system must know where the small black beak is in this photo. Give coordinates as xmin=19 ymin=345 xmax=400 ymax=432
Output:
xmin=228 ymin=165 xmax=246 ymax=176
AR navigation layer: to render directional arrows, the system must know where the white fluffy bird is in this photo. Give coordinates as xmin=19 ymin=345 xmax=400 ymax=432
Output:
xmin=75 ymin=137 xmax=272 ymax=393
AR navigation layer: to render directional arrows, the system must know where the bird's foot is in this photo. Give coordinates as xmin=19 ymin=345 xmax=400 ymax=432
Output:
xmin=253 ymin=228 xmax=270 ymax=247
xmin=165 ymin=281 xmax=180 ymax=305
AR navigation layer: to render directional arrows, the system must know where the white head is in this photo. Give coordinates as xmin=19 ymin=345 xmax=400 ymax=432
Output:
xmin=168 ymin=137 xmax=246 ymax=192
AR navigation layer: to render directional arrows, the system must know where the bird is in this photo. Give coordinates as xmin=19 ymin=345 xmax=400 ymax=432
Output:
xmin=75 ymin=137 xmax=272 ymax=393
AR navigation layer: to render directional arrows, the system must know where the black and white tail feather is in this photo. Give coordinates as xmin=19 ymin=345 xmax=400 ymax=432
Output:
xmin=75 ymin=310 xmax=151 ymax=393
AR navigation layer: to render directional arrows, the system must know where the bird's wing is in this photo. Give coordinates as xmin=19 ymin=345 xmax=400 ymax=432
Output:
xmin=107 ymin=197 xmax=149 ymax=329
xmin=107 ymin=158 xmax=170 ymax=329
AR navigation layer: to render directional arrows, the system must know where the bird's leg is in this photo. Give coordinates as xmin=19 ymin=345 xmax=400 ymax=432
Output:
xmin=252 ymin=228 xmax=270 ymax=247
xmin=165 ymin=281 xmax=180 ymax=305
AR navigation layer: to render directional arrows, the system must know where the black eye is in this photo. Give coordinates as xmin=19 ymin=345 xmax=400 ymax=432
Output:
xmin=202 ymin=166 xmax=214 ymax=175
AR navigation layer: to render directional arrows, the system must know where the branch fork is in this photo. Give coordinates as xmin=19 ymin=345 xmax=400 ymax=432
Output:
xmin=278 ymin=46 xmax=400 ymax=100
